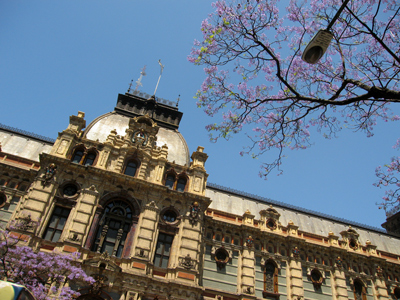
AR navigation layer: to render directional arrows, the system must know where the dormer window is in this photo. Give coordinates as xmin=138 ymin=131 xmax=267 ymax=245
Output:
xmin=176 ymin=177 xmax=187 ymax=192
xmin=163 ymin=172 xmax=188 ymax=192
xmin=165 ymin=174 xmax=175 ymax=189
xmin=84 ymin=152 xmax=96 ymax=166
xmin=71 ymin=146 xmax=97 ymax=166
xmin=72 ymin=150 xmax=84 ymax=164
xmin=124 ymin=159 xmax=139 ymax=177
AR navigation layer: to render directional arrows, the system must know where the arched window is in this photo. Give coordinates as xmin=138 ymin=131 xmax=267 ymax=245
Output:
xmin=165 ymin=174 xmax=175 ymax=189
xmin=72 ymin=149 xmax=84 ymax=164
xmin=353 ymin=279 xmax=367 ymax=300
xmin=84 ymin=152 xmax=96 ymax=166
xmin=0 ymin=192 xmax=6 ymax=208
xmin=124 ymin=160 xmax=139 ymax=177
xmin=394 ymin=287 xmax=400 ymax=299
xmin=92 ymin=200 xmax=133 ymax=257
xmin=176 ymin=177 xmax=187 ymax=192
xmin=263 ymin=260 xmax=279 ymax=298
xmin=71 ymin=147 xmax=97 ymax=166
xmin=163 ymin=172 xmax=188 ymax=191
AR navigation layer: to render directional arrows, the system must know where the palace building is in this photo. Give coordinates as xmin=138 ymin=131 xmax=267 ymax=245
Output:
xmin=0 ymin=90 xmax=400 ymax=300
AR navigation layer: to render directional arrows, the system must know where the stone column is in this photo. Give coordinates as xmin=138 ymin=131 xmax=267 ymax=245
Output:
xmin=332 ymin=267 xmax=349 ymax=300
xmin=288 ymin=247 xmax=304 ymax=299
xmin=374 ymin=266 xmax=390 ymax=300
xmin=133 ymin=201 xmax=159 ymax=260
xmin=241 ymin=244 xmax=255 ymax=295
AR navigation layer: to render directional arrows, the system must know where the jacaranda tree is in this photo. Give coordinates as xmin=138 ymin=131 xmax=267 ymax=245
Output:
xmin=188 ymin=0 xmax=400 ymax=212
xmin=0 ymin=226 xmax=94 ymax=300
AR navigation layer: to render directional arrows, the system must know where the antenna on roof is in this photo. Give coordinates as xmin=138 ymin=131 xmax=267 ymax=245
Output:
xmin=176 ymin=94 xmax=180 ymax=107
xmin=135 ymin=65 xmax=147 ymax=92
xmin=153 ymin=59 xmax=164 ymax=97
xmin=127 ymin=79 xmax=134 ymax=94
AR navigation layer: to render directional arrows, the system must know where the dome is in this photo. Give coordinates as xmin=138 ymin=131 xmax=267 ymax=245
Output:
xmin=83 ymin=112 xmax=190 ymax=166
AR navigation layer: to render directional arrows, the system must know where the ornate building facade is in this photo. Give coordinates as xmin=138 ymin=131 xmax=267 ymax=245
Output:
xmin=0 ymin=91 xmax=400 ymax=300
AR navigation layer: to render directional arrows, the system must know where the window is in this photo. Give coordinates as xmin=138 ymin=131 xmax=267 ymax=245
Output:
xmin=163 ymin=172 xmax=188 ymax=191
xmin=394 ymin=287 xmax=400 ymax=299
xmin=62 ymin=183 xmax=79 ymax=197
xmin=162 ymin=210 xmax=177 ymax=223
xmin=310 ymin=269 xmax=323 ymax=289
xmin=263 ymin=260 xmax=279 ymax=298
xmin=84 ymin=152 xmax=96 ymax=166
xmin=72 ymin=149 xmax=84 ymax=164
xmin=165 ymin=174 xmax=175 ymax=189
xmin=176 ymin=177 xmax=187 ymax=192
xmin=71 ymin=147 xmax=97 ymax=166
xmin=214 ymin=247 xmax=229 ymax=269
xmin=353 ymin=279 xmax=367 ymax=300
xmin=0 ymin=192 xmax=6 ymax=208
xmin=154 ymin=233 xmax=174 ymax=268
xmin=43 ymin=206 xmax=71 ymax=242
xmin=124 ymin=160 xmax=139 ymax=177
xmin=92 ymin=200 xmax=133 ymax=257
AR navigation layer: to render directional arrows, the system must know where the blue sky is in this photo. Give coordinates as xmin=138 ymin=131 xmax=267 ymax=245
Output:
xmin=1 ymin=1 xmax=398 ymax=229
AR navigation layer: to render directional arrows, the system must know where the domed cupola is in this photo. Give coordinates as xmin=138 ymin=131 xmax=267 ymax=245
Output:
xmin=83 ymin=92 xmax=190 ymax=166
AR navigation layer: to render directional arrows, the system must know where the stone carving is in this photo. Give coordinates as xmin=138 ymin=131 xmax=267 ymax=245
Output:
xmin=292 ymin=246 xmax=300 ymax=259
xmin=68 ymin=232 xmax=81 ymax=242
xmin=12 ymin=213 xmax=38 ymax=233
xmin=180 ymin=254 xmax=194 ymax=270
xmin=43 ymin=163 xmax=57 ymax=185
xmin=189 ymin=202 xmax=200 ymax=225
xmin=90 ymin=274 xmax=108 ymax=295
xmin=376 ymin=265 xmax=384 ymax=278
xmin=335 ymin=256 xmax=343 ymax=269
xmin=100 ymin=251 xmax=111 ymax=261
xmin=245 ymin=235 xmax=254 ymax=248
xmin=136 ymin=249 xmax=148 ymax=258
xmin=244 ymin=286 xmax=254 ymax=294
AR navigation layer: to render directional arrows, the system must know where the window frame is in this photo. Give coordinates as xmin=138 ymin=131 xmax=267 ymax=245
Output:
xmin=263 ymin=260 xmax=280 ymax=299
xmin=92 ymin=199 xmax=134 ymax=258
xmin=153 ymin=232 xmax=174 ymax=269
xmin=353 ymin=279 xmax=367 ymax=300
xmin=123 ymin=158 xmax=140 ymax=177
xmin=43 ymin=206 xmax=71 ymax=243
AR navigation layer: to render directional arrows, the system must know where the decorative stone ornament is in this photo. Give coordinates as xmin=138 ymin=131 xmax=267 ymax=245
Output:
xmin=376 ymin=265 xmax=384 ymax=278
xmin=340 ymin=226 xmax=360 ymax=251
xmin=260 ymin=205 xmax=281 ymax=231
xmin=243 ymin=209 xmax=255 ymax=225
xmin=42 ymin=163 xmax=57 ymax=185
xmin=244 ymin=286 xmax=254 ymax=294
xmin=180 ymin=254 xmax=194 ymax=270
xmin=335 ymin=256 xmax=343 ymax=269
xmin=292 ymin=246 xmax=300 ymax=259
xmin=90 ymin=274 xmax=108 ymax=295
xmin=189 ymin=201 xmax=200 ymax=225
xmin=132 ymin=129 xmax=148 ymax=146
xmin=245 ymin=235 xmax=254 ymax=248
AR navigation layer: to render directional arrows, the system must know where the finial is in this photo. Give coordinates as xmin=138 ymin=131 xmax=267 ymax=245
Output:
xmin=135 ymin=65 xmax=147 ymax=92
xmin=153 ymin=59 xmax=164 ymax=97
xmin=176 ymin=94 xmax=180 ymax=107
